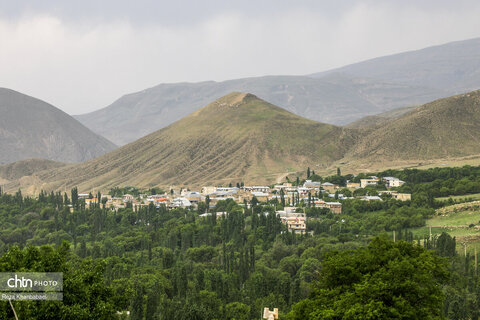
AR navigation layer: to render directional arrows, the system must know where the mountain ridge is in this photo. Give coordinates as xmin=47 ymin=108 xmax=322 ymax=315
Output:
xmin=74 ymin=74 xmax=446 ymax=145
xmin=0 ymin=88 xmax=117 ymax=165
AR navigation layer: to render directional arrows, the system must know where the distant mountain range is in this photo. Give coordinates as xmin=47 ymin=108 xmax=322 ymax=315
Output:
xmin=6 ymin=89 xmax=480 ymax=193
xmin=75 ymin=37 xmax=480 ymax=146
xmin=312 ymin=37 xmax=480 ymax=92
xmin=0 ymin=88 xmax=117 ymax=165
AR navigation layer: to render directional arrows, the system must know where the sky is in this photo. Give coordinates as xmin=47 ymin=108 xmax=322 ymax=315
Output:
xmin=1 ymin=0 xmax=480 ymax=115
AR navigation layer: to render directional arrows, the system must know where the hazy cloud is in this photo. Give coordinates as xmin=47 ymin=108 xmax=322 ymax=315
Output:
xmin=0 ymin=1 xmax=480 ymax=114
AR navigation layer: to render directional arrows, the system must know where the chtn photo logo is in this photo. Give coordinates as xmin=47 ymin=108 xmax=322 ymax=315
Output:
xmin=7 ymin=274 xmax=59 ymax=289
xmin=0 ymin=272 xmax=63 ymax=301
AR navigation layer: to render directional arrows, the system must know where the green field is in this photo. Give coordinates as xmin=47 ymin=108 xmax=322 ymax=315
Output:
xmin=413 ymin=209 xmax=480 ymax=253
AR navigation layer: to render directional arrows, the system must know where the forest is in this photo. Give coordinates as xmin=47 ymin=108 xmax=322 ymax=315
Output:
xmin=1 ymin=165 xmax=480 ymax=319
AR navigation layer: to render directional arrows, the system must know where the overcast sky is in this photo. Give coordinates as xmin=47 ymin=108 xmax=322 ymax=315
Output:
xmin=1 ymin=0 xmax=480 ymax=115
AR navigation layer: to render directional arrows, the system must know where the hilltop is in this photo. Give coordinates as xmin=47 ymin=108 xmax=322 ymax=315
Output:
xmin=9 ymin=93 xmax=358 ymax=193
xmin=75 ymin=74 xmax=444 ymax=145
xmin=0 ymin=88 xmax=117 ymax=164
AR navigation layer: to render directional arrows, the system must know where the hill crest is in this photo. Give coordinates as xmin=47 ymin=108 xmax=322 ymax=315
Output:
xmin=6 ymin=92 xmax=358 ymax=193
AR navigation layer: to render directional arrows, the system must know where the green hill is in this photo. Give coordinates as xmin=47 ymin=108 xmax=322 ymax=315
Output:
xmin=345 ymin=105 xmax=417 ymax=129
xmin=10 ymin=93 xmax=357 ymax=193
xmin=347 ymin=90 xmax=480 ymax=162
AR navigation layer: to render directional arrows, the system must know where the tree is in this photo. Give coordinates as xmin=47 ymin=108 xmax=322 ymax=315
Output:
xmin=226 ymin=302 xmax=250 ymax=320
xmin=337 ymin=167 xmax=341 ymax=176
xmin=0 ymin=243 xmax=116 ymax=319
xmin=280 ymin=189 xmax=286 ymax=207
xmin=205 ymin=195 xmax=210 ymax=213
xmin=288 ymin=237 xmax=449 ymax=320
xmin=307 ymin=167 xmax=311 ymax=178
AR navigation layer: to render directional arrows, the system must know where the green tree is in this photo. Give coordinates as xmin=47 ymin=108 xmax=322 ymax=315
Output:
xmin=288 ymin=237 xmax=449 ymax=320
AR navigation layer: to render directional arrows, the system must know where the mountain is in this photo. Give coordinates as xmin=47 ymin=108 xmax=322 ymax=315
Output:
xmin=75 ymin=38 xmax=480 ymax=146
xmin=0 ymin=88 xmax=117 ymax=165
xmin=9 ymin=93 xmax=359 ymax=193
xmin=75 ymin=74 xmax=445 ymax=145
xmin=345 ymin=105 xmax=418 ymax=129
xmin=312 ymin=37 xmax=480 ymax=92
xmin=346 ymin=90 xmax=480 ymax=163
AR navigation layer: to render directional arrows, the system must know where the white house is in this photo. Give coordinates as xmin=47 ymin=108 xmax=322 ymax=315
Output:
xmin=383 ymin=177 xmax=405 ymax=188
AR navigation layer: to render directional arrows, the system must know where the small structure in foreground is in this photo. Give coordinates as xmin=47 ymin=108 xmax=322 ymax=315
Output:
xmin=263 ymin=307 xmax=279 ymax=320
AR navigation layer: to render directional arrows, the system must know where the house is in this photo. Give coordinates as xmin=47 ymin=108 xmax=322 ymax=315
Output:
xmin=217 ymin=187 xmax=238 ymax=193
xmin=315 ymin=200 xmax=342 ymax=214
xmin=362 ymin=195 xmax=383 ymax=201
xmin=346 ymin=181 xmax=361 ymax=189
xmin=170 ymin=197 xmax=192 ymax=208
xmin=360 ymin=178 xmax=379 ymax=188
xmin=106 ymin=197 xmax=125 ymax=209
xmin=303 ymin=180 xmax=321 ymax=189
xmin=251 ymin=192 xmax=269 ymax=202
xmin=199 ymin=211 xmax=228 ymax=218
xmin=85 ymin=198 xmax=98 ymax=208
xmin=297 ymin=187 xmax=311 ymax=195
xmin=274 ymin=183 xmax=292 ymax=192
xmin=321 ymin=182 xmax=338 ymax=192
xmin=276 ymin=207 xmax=303 ymax=218
xmin=282 ymin=217 xmax=306 ymax=234
xmin=383 ymin=177 xmax=405 ymax=188
xmin=393 ymin=193 xmax=411 ymax=201
xmin=244 ymin=186 xmax=270 ymax=193
xmin=123 ymin=194 xmax=134 ymax=202
xmin=184 ymin=192 xmax=203 ymax=205
xmin=201 ymin=186 xmax=217 ymax=195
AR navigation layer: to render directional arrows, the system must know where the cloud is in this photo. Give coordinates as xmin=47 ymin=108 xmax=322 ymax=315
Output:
xmin=0 ymin=2 xmax=480 ymax=114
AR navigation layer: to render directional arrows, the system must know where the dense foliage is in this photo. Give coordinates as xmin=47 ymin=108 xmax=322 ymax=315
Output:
xmin=1 ymin=165 xmax=480 ymax=319
xmin=288 ymin=237 xmax=450 ymax=320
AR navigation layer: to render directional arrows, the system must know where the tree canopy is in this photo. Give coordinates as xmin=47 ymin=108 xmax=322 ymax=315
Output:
xmin=288 ymin=237 xmax=449 ymax=320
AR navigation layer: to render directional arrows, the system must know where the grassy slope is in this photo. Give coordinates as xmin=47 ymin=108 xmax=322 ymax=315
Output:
xmin=7 ymin=93 xmax=358 ymax=193
xmin=345 ymin=105 xmax=417 ymax=129
xmin=345 ymin=90 xmax=480 ymax=162
xmin=412 ymin=202 xmax=480 ymax=253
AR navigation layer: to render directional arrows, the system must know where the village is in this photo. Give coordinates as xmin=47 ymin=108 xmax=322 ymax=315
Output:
xmin=78 ymin=176 xmax=412 ymax=235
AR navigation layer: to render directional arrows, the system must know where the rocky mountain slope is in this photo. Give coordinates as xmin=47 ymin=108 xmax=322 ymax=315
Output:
xmin=0 ymin=88 xmax=117 ymax=164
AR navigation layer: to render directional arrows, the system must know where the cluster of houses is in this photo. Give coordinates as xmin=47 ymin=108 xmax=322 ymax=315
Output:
xmin=79 ymin=176 xmax=410 ymax=235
